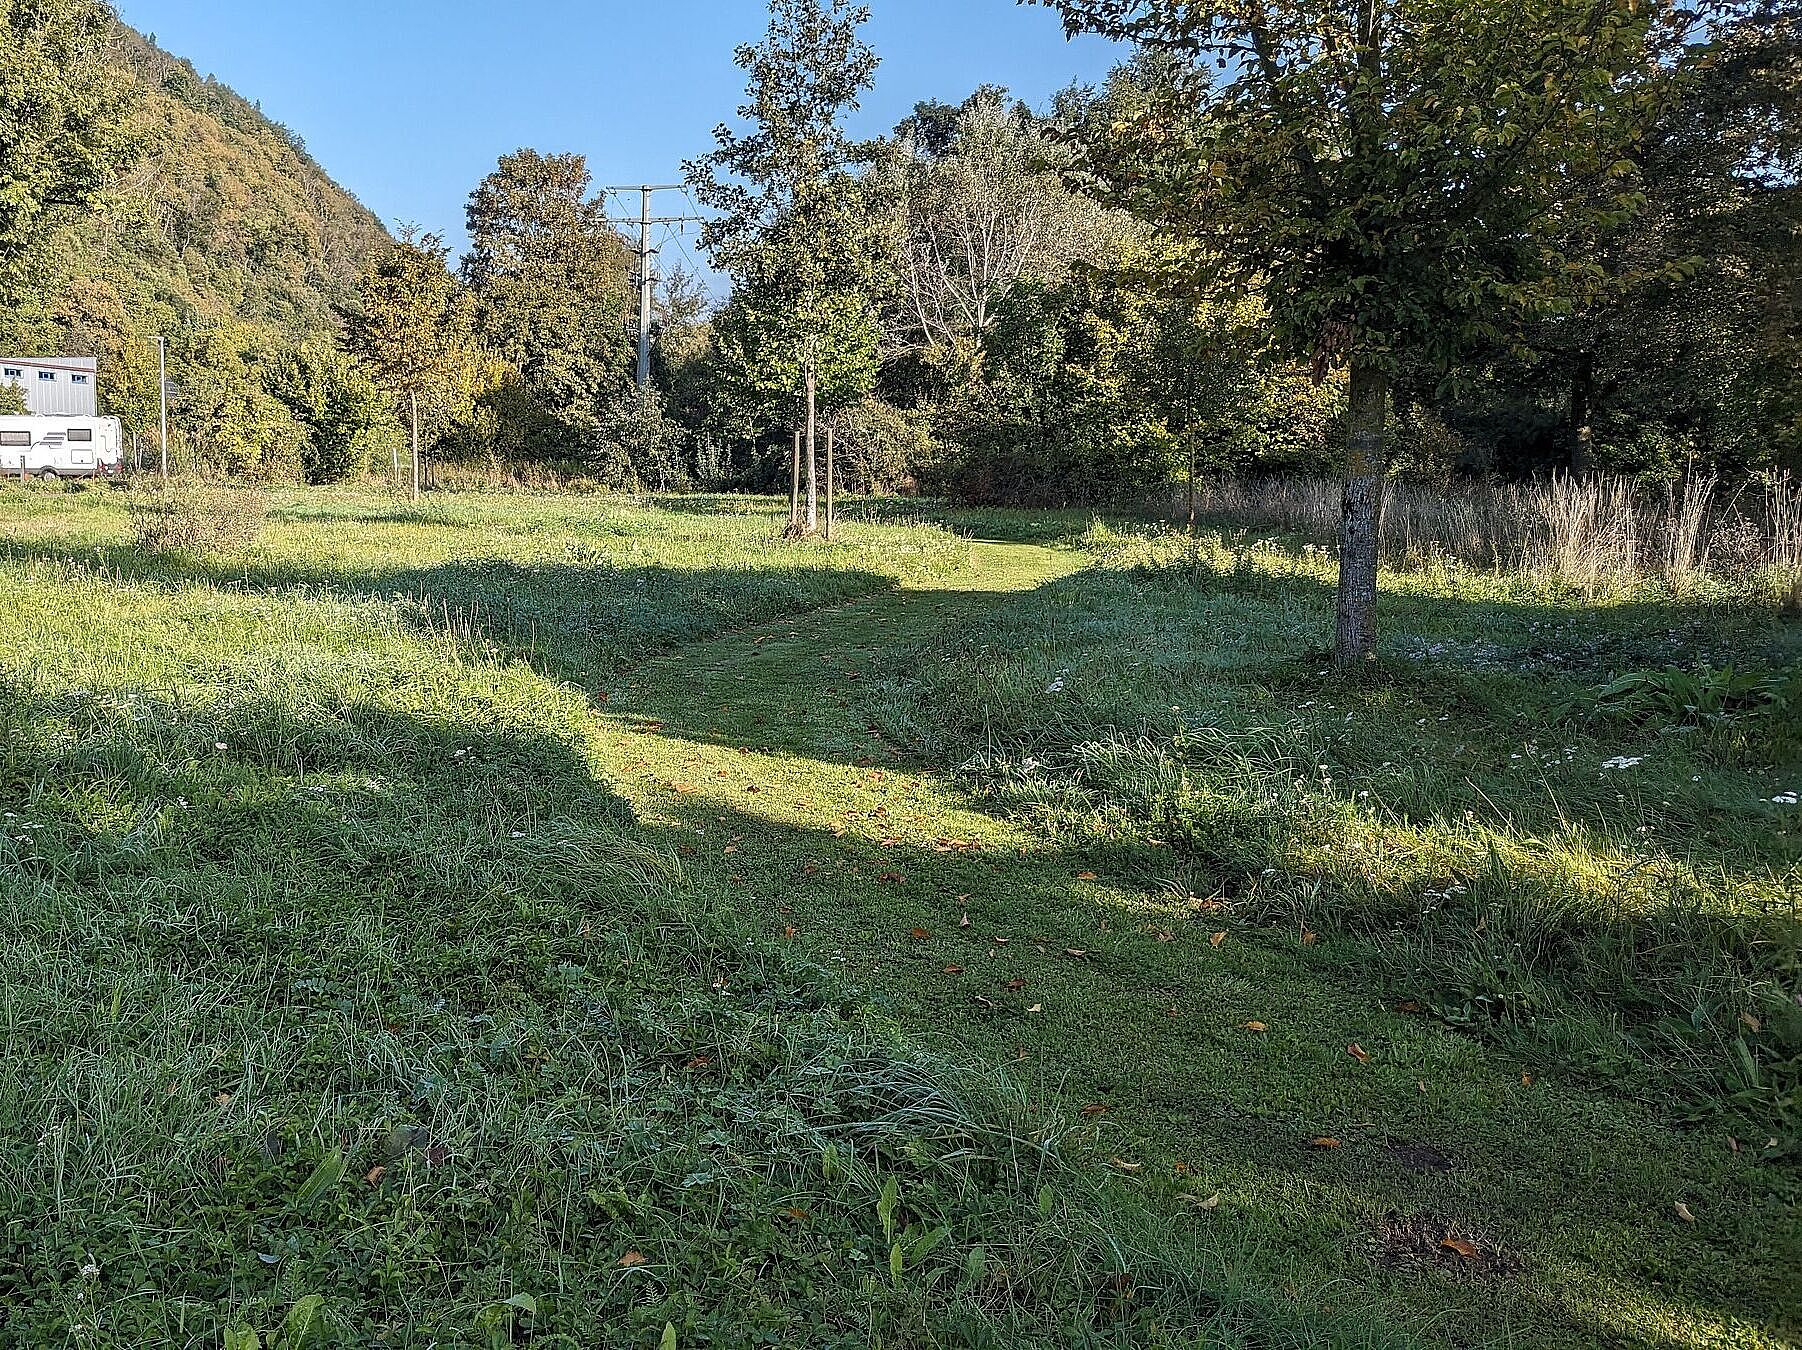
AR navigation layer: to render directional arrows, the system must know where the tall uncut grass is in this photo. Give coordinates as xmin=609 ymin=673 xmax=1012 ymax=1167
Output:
xmin=1183 ymin=472 xmax=1802 ymax=595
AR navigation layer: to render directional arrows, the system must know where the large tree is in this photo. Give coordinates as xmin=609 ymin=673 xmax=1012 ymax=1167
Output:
xmin=686 ymin=0 xmax=883 ymax=535
xmin=0 ymin=0 xmax=128 ymax=298
xmin=1044 ymin=0 xmax=1688 ymax=663
xmin=1542 ymin=2 xmax=1802 ymax=474
xmin=880 ymin=88 xmax=1117 ymax=376
xmin=462 ymin=150 xmax=635 ymax=436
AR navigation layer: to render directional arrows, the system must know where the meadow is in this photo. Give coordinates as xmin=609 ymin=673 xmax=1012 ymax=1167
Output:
xmin=0 ymin=481 xmax=1796 ymax=1349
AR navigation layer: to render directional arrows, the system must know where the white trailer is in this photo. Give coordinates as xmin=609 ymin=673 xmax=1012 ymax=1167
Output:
xmin=0 ymin=416 xmax=125 ymax=481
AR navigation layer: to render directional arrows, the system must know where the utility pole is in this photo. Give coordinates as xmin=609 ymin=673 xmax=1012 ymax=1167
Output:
xmin=154 ymin=334 xmax=169 ymax=481
xmin=604 ymin=185 xmax=702 ymax=389
xmin=636 ymin=187 xmax=654 ymax=389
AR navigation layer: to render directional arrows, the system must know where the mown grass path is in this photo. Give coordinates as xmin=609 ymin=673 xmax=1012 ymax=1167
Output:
xmin=588 ymin=541 xmax=1791 ymax=1349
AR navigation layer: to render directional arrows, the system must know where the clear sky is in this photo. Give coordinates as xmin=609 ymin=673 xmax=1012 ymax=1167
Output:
xmin=115 ymin=0 xmax=1125 ymax=272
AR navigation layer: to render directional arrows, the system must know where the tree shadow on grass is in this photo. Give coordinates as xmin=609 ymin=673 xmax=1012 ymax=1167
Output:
xmin=2 ymin=671 xmax=1788 ymax=1348
xmin=0 ymin=677 xmax=1391 ymax=1348
xmin=0 ymin=534 xmax=901 ymax=684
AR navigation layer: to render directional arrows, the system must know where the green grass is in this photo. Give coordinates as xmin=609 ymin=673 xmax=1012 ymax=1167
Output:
xmin=1 ymin=483 xmax=1797 ymax=1348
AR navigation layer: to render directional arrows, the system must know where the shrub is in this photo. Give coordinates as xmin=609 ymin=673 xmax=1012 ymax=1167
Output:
xmin=832 ymin=396 xmax=935 ymax=495
xmin=128 ymin=482 xmax=267 ymax=555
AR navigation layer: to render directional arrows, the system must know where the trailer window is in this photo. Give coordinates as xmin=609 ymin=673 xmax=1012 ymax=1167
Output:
xmin=71 ymin=374 xmax=89 ymax=385
xmin=37 ymin=371 xmax=54 ymax=381
xmin=2 ymin=368 xmax=20 ymax=379
xmin=67 ymin=428 xmax=93 ymax=443
xmin=0 ymin=431 xmax=28 ymax=446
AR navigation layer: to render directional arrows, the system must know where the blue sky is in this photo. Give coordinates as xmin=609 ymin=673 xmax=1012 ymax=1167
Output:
xmin=117 ymin=0 xmax=1125 ymax=272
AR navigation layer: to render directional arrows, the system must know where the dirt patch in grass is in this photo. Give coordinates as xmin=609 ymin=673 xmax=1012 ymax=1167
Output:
xmin=1372 ymin=1210 xmax=1524 ymax=1281
xmin=1383 ymin=1137 xmax=1457 ymax=1173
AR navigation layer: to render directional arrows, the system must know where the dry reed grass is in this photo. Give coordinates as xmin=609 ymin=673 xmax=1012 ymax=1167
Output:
xmin=1182 ymin=472 xmax=1802 ymax=596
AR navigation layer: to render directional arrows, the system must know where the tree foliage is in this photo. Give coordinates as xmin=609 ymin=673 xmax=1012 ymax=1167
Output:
xmin=462 ymin=150 xmax=635 ymax=428
xmin=0 ymin=0 xmax=129 ymax=295
xmin=346 ymin=231 xmax=476 ymax=423
xmin=878 ymin=88 xmax=1118 ymax=375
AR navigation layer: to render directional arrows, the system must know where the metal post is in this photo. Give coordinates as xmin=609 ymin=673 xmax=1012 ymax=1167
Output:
xmin=155 ymin=335 xmax=168 ymax=481
xmin=825 ymin=425 xmax=835 ymax=541
xmin=636 ymin=188 xmax=654 ymax=389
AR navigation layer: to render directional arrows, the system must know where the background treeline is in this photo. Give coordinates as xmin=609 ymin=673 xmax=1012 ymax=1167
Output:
xmin=2 ymin=4 xmax=1795 ymax=500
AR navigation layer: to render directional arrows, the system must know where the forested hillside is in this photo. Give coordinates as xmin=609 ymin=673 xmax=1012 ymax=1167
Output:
xmin=0 ymin=18 xmax=393 ymax=475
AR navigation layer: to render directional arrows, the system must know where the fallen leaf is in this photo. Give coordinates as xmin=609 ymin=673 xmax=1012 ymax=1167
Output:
xmin=1243 ymin=1021 xmax=1269 ymax=1033
xmin=364 ymin=1165 xmax=386 ymax=1185
xmin=1300 ymin=927 xmax=1318 ymax=946
xmin=1026 ymin=1003 xmax=1043 ymax=1013
xmin=1192 ymin=1192 xmax=1222 ymax=1211
xmin=1155 ymin=929 xmax=1175 ymax=942
xmin=1674 ymin=1201 xmax=1696 ymax=1223
xmin=1209 ymin=931 xmax=1228 ymax=949
xmin=785 ymin=1206 xmax=811 ymax=1221
xmin=957 ymin=913 xmax=971 ymax=928
xmin=1440 ymin=1237 xmax=1479 ymax=1260
xmin=991 ymin=936 xmax=1009 ymax=945
xmin=1395 ymin=999 xmax=1423 ymax=1014
xmin=1521 ymin=1072 xmax=1535 ymax=1086
xmin=1080 ymin=1103 xmax=1110 ymax=1117
xmin=619 ymin=1250 xmax=647 ymax=1267
xmin=1076 ymin=871 xmax=1098 ymax=881
xmin=1064 ymin=947 xmax=1089 ymax=958
xmin=1005 ymin=978 xmax=1026 ymax=992
xmin=1347 ymin=1042 xmax=1371 ymax=1063
xmin=1110 ymin=1157 xmax=1143 ymax=1172
xmin=973 ymin=995 xmax=996 ymax=1009
xmin=1739 ymin=1011 xmax=1762 ymax=1033
xmin=783 ymin=925 xmax=797 ymax=939
xmin=910 ymin=927 xmax=931 ymax=940
xmin=942 ymin=964 xmax=965 ymax=975
xmin=1310 ymin=1137 xmax=1342 ymax=1149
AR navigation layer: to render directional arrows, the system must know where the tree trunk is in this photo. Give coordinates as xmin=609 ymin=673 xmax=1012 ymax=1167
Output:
xmin=804 ymin=366 xmax=819 ymax=535
xmin=789 ymin=426 xmax=801 ymax=531
xmin=825 ymin=424 xmax=835 ymax=541
xmin=391 ymin=423 xmax=402 ymax=489
xmin=1187 ymin=433 xmax=1198 ymax=536
xmin=410 ymin=390 xmax=421 ymax=503
xmin=1569 ymin=351 xmax=1595 ymax=475
xmin=1334 ymin=361 xmax=1388 ymax=666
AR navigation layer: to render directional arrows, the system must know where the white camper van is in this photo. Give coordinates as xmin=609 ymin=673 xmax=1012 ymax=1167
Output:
xmin=0 ymin=416 xmax=125 ymax=481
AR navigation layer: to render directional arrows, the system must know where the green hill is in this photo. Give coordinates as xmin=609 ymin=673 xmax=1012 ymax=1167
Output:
xmin=0 ymin=19 xmax=392 ymax=471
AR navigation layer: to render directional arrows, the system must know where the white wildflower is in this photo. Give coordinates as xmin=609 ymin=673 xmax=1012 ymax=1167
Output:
xmin=1601 ymin=756 xmax=1644 ymax=771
